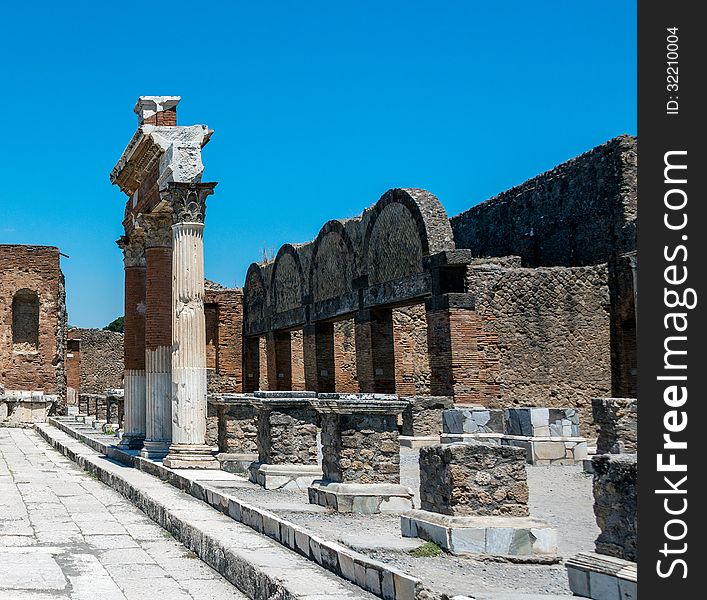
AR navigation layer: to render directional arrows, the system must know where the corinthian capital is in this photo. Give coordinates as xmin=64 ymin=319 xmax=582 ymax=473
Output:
xmin=139 ymin=212 xmax=173 ymax=248
xmin=117 ymin=232 xmax=146 ymax=268
xmin=161 ymin=181 xmax=217 ymax=225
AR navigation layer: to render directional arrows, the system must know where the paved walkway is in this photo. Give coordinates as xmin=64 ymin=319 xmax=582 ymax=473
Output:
xmin=0 ymin=428 xmax=246 ymax=600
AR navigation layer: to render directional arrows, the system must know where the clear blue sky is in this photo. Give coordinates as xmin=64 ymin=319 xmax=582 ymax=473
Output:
xmin=0 ymin=1 xmax=636 ymax=328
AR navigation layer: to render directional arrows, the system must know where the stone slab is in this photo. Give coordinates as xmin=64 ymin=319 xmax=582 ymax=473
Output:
xmin=399 ymin=435 xmax=439 ymax=449
xmin=400 ymin=510 xmax=558 ymax=558
xmin=565 ymin=552 xmax=636 ymax=600
xmin=249 ymin=462 xmax=323 ymax=490
xmin=308 ymin=481 xmax=414 ymax=514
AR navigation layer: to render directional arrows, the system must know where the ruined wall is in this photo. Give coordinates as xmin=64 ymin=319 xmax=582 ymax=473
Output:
xmin=467 ymin=264 xmax=612 ymax=432
xmin=205 ymin=287 xmax=244 ymax=393
xmin=0 ymin=245 xmax=65 ymax=398
xmin=66 ymin=328 xmax=124 ymax=394
xmin=450 ymin=135 xmax=637 ymax=267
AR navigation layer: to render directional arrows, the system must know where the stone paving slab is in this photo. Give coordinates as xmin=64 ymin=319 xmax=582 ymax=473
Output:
xmin=33 ymin=423 xmax=379 ymax=600
xmin=0 ymin=428 xmax=246 ymax=600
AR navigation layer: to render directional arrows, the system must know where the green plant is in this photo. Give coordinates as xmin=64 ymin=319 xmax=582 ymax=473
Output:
xmin=408 ymin=541 xmax=443 ymax=558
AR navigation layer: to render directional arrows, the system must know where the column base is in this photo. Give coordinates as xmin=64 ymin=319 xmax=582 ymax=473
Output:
xmin=163 ymin=444 xmax=220 ymax=469
xmin=565 ymin=551 xmax=637 ymax=600
xmin=248 ymin=462 xmax=322 ymax=490
xmin=401 ymin=509 xmax=558 ymax=558
xmin=116 ymin=433 xmax=144 ymax=450
xmin=309 ymin=481 xmax=414 ymax=514
xmin=140 ymin=440 xmax=171 ymax=460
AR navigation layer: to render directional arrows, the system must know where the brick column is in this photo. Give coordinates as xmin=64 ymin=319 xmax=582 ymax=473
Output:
xmin=354 ymin=309 xmax=395 ymax=394
xmin=303 ymin=322 xmax=334 ymax=392
xmin=272 ymin=331 xmax=293 ymax=390
xmin=425 ymin=294 xmax=495 ymax=403
xmin=140 ymin=213 xmax=173 ymax=459
xmin=117 ymin=232 xmax=147 ymax=450
xmin=162 ymin=182 xmax=220 ymax=469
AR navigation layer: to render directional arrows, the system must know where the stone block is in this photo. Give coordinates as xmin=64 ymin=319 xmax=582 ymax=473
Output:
xmin=400 ymin=395 xmax=454 ymax=437
xmin=442 ymin=407 xmax=505 ymax=434
xmin=505 ymin=407 xmax=581 ymax=437
xmin=592 ymin=453 xmax=637 ymax=562
xmin=401 ymin=510 xmax=558 ymax=557
xmin=308 ymin=482 xmax=413 ymax=514
xmin=566 ymin=551 xmax=637 ymax=600
xmin=419 ymin=442 xmax=529 ymax=516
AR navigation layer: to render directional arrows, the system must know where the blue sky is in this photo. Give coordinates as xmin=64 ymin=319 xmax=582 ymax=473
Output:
xmin=0 ymin=1 xmax=636 ymax=328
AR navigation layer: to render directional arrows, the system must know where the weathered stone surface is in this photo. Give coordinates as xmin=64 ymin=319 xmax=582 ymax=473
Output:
xmin=505 ymin=407 xmax=581 ymax=438
xmin=442 ymin=408 xmax=505 ymax=434
xmin=401 ymin=396 xmax=453 ymax=437
xmin=419 ymin=442 xmax=529 ymax=517
xmin=592 ymin=453 xmax=637 ymax=562
xmin=592 ymin=397 xmax=637 ymax=454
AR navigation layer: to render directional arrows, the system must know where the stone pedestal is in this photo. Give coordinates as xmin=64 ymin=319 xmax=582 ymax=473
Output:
xmin=308 ymin=393 xmax=413 ymax=513
xmin=402 ymin=442 xmax=557 ymax=556
xmin=249 ymin=391 xmax=321 ymax=489
xmin=0 ymin=390 xmax=57 ymax=426
xmin=505 ymin=407 xmax=581 ymax=437
xmin=209 ymin=393 xmax=258 ymax=474
xmin=440 ymin=407 xmax=506 ymax=445
xmin=162 ymin=183 xmax=219 ymax=470
xmin=399 ymin=395 xmax=453 ymax=448
xmin=566 ymin=552 xmax=636 ymax=600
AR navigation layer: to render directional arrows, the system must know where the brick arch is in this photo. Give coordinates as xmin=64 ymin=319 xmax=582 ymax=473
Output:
xmin=363 ymin=188 xmax=454 ymax=285
xmin=243 ymin=263 xmax=268 ymax=328
xmin=309 ymin=220 xmax=357 ymax=302
xmin=12 ymin=288 xmax=40 ymax=349
xmin=270 ymin=244 xmax=305 ymax=313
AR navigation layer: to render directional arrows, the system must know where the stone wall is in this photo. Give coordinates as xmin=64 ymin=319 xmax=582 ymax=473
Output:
xmin=257 ymin=406 xmax=318 ymax=465
xmin=217 ymin=403 xmax=258 ymax=454
xmin=592 ymin=397 xmax=637 ymax=454
xmin=401 ymin=396 xmax=454 ymax=437
xmin=320 ymin=413 xmax=400 ymax=484
xmin=0 ymin=245 xmax=66 ymax=400
xmin=592 ymin=453 xmax=637 ymax=561
xmin=450 ymin=135 xmax=637 ymax=267
xmin=66 ymin=328 xmax=124 ymax=394
xmin=419 ymin=442 xmax=529 ymax=517
xmin=466 ymin=264 xmax=612 ymax=432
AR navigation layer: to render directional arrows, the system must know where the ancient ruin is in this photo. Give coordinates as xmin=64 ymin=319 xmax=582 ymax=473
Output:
xmin=0 ymin=96 xmax=639 ymax=600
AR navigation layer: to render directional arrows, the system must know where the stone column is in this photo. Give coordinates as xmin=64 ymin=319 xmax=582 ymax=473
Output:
xmin=141 ymin=212 xmax=174 ymax=459
xmin=162 ymin=182 xmax=220 ymax=469
xmin=117 ymin=232 xmax=147 ymax=449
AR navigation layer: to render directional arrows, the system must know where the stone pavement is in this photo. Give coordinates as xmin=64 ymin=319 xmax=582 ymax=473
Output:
xmin=0 ymin=428 xmax=247 ymax=600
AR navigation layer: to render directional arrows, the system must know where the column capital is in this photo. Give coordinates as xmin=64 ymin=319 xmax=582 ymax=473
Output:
xmin=161 ymin=181 xmax=218 ymax=225
xmin=139 ymin=212 xmax=173 ymax=248
xmin=117 ymin=232 xmax=146 ymax=268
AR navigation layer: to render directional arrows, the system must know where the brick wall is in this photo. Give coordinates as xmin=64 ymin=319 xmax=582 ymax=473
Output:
xmin=333 ymin=319 xmax=357 ymax=393
xmin=290 ymin=329 xmax=306 ymax=391
xmin=0 ymin=245 xmax=66 ymax=397
xmin=204 ymin=287 xmax=244 ymax=393
xmin=393 ymin=304 xmax=431 ymax=395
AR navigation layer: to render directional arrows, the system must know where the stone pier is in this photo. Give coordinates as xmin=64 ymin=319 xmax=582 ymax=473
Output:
xmin=209 ymin=393 xmax=259 ymax=474
xmin=399 ymin=395 xmax=454 ymax=448
xmin=248 ymin=391 xmax=321 ymax=490
xmin=163 ymin=183 xmax=219 ymax=470
xmin=401 ymin=442 xmax=557 ymax=556
xmin=308 ymin=393 xmax=413 ymax=514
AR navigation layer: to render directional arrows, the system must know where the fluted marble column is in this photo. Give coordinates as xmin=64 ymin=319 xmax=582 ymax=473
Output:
xmin=117 ymin=231 xmax=147 ymax=449
xmin=162 ymin=182 xmax=220 ymax=469
xmin=140 ymin=212 xmax=174 ymax=459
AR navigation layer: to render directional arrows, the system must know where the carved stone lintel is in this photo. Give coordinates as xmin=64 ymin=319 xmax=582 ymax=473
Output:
xmin=140 ymin=212 xmax=173 ymax=248
xmin=117 ymin=232 xmax=146 ymax=268
xmin=161 ymin=181 xmax=217 ymax=225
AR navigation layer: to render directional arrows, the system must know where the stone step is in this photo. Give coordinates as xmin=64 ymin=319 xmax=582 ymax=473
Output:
xmin=39 ymin=418 xmax=428 ymax=600
xmin=35 ymin=422 xmax=379 ymax=600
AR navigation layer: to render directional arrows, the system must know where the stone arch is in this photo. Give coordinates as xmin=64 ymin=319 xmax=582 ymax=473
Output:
xmin=243 ymin=263 xmax=268 ymax=328
xmin=309 ymin=220 xmax=357 ymax=302
xmin=12 ymin=288 xmax=40 ymax=349
xmin=270 ymin=244 xmax=305 ymax=314
xmin=363 ymin=188 xmax=454 ymax=285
